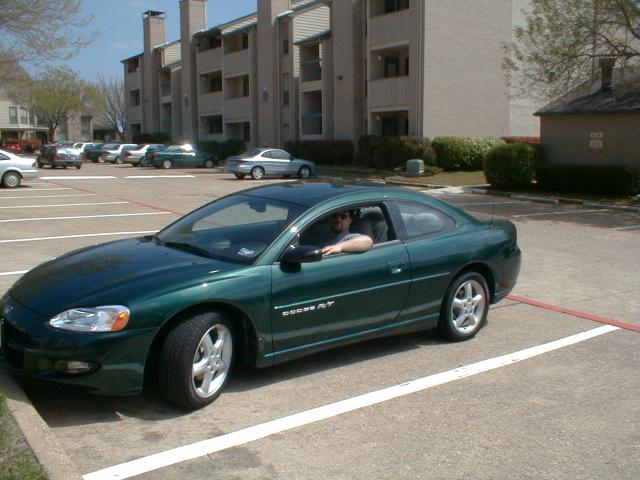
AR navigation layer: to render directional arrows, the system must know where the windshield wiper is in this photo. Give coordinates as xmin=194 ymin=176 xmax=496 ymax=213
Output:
xmin=162 ymin=241 xmax=215 ymax=259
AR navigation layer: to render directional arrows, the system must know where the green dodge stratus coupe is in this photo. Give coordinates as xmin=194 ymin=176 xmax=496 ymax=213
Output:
xmin=0 ymin=181 xmax=520 ymax=410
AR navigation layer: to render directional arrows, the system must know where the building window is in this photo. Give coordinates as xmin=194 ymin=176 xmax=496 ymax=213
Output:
xmin=81 ymin=117 xmax=91 ymax=135
xmin=129 ymin=89 xmax=140 ymax=106
xmin=384 ymin=57 xmax=400 ymax=77
xmin=243 ymin=76 xmax=250 ymax=97
xmin=209 ymin=35 xmax=221 ymax=49
xmin=242 ymin=32 xmax=249 ymax=50
xmin=204 ymin=116 xmax=222 ymax=134
xmin=127 ymin=58 xmax=140 ymax=73
xmin=282 ymin=25 xmax=289 ymax=54
xmin=19 ymin=108 xmax=28 ymax=124
xmin=130 ymin=123 xmax=141 ymax=138
xmin=384 ymin=0 xmax=409 ymax=14
xmin=210 ymin=77 xmax=222 ymax=92
xmin=8 ymin=107 xmax=18 ymax=124
xmin=282 ymin=124 xmax=290 ymax=141
xmin=282 ymin=73 xmax=290 ymax=106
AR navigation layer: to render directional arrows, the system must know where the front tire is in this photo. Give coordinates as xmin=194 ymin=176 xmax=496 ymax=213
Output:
xmin=250 ymin=166 xmax=265 ymax=180
xmin=204 ymin=159 xmax=214 ymax=168
xmin=158 ymin=312 xmax=235 ymax=410
xmin=438 ymin=272 xmax=489 ymax=341
xmin=139 ymin=156 xmax=149 ymax=167
xmin=76 ymin=164 xmax=82 ymax=170
xmin=115 ymin=156 xmax=123 ymax=164
xmin=1 ymin=172 xmax=21 ymax=188
xmin=162 ymin=159 xmax=173 ymax=169
xmin=234 ymin=173 xmax=246 ymax=179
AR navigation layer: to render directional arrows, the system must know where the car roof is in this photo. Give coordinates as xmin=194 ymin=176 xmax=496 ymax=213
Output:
xmin=242 ymin=180 xmax=405 ymax=207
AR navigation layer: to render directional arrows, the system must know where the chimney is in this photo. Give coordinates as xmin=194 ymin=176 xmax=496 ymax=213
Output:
xmin=142 ymin=11 xmax=166 ymax=133
xmin=599 ymin=57 xmax=616 ymax=92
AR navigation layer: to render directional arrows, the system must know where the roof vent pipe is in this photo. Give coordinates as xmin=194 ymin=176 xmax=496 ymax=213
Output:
xmin=598 ymin=57 xmax=616 ymax=92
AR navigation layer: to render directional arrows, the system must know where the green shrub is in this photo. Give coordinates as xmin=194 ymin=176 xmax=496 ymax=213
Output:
xmin=356 ymin=135 xmax=433 ymax=170
xmin=285 ymin=140 xmax=353 ymax=165
xmin=432 ymin=137 xmax=504 ymax=171
xmin=132 ymin=132 xmax=172 ymax=144
xmin=536 ymin=164 xmax=639 ymax=196
xmin=483 ymin=143 xmax=541 ymax=189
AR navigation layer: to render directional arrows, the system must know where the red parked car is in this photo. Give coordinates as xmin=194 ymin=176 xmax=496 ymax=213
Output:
xmin=2 ymin=142 xmax=22 ymax=153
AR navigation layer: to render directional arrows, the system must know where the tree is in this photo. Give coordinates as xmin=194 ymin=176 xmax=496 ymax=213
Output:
xmin=503 ymin=0 xmax=640 ymax=101
xmin=0 ymin=0 xmax=95 ymax=85
xmin=93 ymin=75 xmax=126 ymax=140
xmin=10 ymin=66 xmax=100 ymax=142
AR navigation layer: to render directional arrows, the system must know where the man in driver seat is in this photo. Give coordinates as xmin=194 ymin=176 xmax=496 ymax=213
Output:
xmin=316 ymin=210 xmax=373 ymax=256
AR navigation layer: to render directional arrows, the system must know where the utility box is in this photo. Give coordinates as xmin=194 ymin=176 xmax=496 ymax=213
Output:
xmin=406 ymin=159 xmax=424 ymax=177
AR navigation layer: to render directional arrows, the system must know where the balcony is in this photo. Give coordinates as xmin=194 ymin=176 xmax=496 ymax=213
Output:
xmin=369 ymin=8 xmax=410 ymax=49
xmin=128 ymin=105 xmax=141 ymax=123
xmin=224 ymin=49 xmax=249 ymax=78
xmin=224 ymin=96 xmax=250 ymax=122
xmin=125 ymin=70 xmax=141 ymax=90
xmin=198 ymin=91 xmax=223 ymax=115
xmin=368 ymin=76 xmax=409 ymax=110
xmin=197 ymin=47 xmax=222 ymax=73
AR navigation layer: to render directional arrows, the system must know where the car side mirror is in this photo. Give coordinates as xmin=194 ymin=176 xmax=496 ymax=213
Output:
xmin=282 ymin=245 xmax=322 ymax=264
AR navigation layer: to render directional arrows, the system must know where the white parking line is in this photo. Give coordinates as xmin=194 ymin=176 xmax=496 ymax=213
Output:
xmin=614 ymin=224 xmax=640 ymax=231
xmin=0 ymin=212 xmax=172 ymax=223
xmin=20 ymin=188 xmax=73 ymax=191
xmin=83 ymin=325 xmax=618 ymax=480
xmin=0 ymin=270 xmax=28 ymax=277
xmin=512 ymin=209 xmax=602 ymax=218
xmin=0 ymin=194 xmax=97 ymax=200
xmin=0 ymin=201 xmax=128 ymax=209
xmin=124 ymin=175 xmax=196 ymax=179
xmin=0 ymin=231 xmax=156 ymax=243
xmin=40 ymin=176 xmax=117 ymax=180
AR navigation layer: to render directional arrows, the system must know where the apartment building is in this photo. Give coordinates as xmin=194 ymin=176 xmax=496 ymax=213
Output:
xmin=123 ymin=0 xmax=538 ymax=147
xmin=0 ymin=89 xmax=49 ymax=144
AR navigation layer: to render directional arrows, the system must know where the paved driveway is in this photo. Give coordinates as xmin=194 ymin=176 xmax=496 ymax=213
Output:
xmin=1 ymin=164 xmax=638 ymax=480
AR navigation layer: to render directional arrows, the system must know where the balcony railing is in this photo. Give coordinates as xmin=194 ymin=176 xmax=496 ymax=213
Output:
xmin=301 ymin=113 xmax=322 ymax=135
xmin=224 ymin=49 xmax=249 ymax=78
xmin=301 ymin=60 xmax=321 ymax=82
xmin=197 ymin=47 xmax=223 ymax=72
xmin=368 ymin=76 xmax=409 ymax=109
xmin=368 ymin=8 xmax=410 ymax=48
xmin=224 ymin=96 xmax=250 ymax=122
xmin=198 ymin=91 xmax=223 ymax=114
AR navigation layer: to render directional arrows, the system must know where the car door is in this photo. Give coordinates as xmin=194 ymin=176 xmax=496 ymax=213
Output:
xmin=269 ymin=149 xmax=293 ymax=176
xmin=269 ymin=204 xmax=411 ymax=361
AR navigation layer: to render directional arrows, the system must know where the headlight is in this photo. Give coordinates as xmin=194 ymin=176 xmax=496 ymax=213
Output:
xmin=49 ymin=306 xmax=130 ymax=332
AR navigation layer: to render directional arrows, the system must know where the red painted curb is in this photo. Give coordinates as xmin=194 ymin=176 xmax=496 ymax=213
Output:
xmin=507 ymin=294 xmax=640 ymax=334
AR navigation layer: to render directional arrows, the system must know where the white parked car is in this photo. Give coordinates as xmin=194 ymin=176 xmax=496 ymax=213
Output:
xmin=98 ymin=144 xmax=139 ymax=164
xmin=123 ymin=144 xmax=167 ymax=166
xmin=0 ymin=148 xmax=39 ymax=188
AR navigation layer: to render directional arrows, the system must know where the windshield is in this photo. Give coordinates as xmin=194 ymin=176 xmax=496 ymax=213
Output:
xmin=102 ymin=143 xmax=119 ymax=149
xmin=156 ymin=194 xmax=307 ymax=263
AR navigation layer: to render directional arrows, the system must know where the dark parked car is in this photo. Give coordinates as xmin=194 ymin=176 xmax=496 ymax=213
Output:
xmin=85 ymin=143 xmax=112 ymax=162
xmin=0 ymin=181 xmax=521 ymax=409
xmin=36 ymin=145 xmax=82 ymax=169
xmin=149 ymin=144 xmax=216 ymax=169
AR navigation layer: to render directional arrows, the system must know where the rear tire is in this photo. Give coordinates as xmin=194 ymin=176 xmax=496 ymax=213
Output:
xmin=1 ymin=172 xmax=21 ymax=188
xmin=298 ymin=166 xmax=311 ymax=179
xmin=234 ymin=173 xmax=246 ymax=179
xmin=115 ymin=156 xmax=123 ymax=164
xmin=162 ymin=159 xmax=173 ymax=169
xmin=250 ymin=166 xmax=265 ymax=180
xmin=437 ymin=272 xmax=489 ymax=341
xmin=158 ymin=312 xmax=235 ymax=410
xmin=76 ymin=164 xmax=82 ymax=170
xmin=205 ymin=160 xmax=214 ymax=168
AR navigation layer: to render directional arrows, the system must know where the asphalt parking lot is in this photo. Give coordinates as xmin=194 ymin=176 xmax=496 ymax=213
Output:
xmin=1 ymin=163 xmax=638 ymax=480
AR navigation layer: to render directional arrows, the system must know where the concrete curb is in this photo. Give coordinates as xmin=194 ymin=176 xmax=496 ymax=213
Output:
xmin=464 ymin=187 xmax=640 ymax=212
xmin=0 ymin=366 xmax=82 ymax=480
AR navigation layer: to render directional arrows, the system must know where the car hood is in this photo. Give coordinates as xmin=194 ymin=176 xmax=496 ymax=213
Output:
xmin=9 ymin=238 xmax=240 ymax=316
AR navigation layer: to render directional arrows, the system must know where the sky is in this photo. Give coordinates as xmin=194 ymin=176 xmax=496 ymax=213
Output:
xmin=54 ymin=0 xmax=257 ymax=80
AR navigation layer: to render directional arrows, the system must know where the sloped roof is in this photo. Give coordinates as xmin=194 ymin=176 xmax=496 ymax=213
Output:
xmin=535 ymin=66 xmax=640 ymax=116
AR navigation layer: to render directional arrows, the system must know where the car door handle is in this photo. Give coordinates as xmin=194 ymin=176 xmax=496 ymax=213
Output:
xmin=387 ymin=260 xmax=407 ymax=274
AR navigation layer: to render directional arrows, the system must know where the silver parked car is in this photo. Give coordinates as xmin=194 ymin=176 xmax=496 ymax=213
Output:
xmin=224 ymin=148 xmax=316 ymax=180
xmin=98 ymin=144 xmax=139 ymax=164
xmin=0 ymin=148 xmax=39 ymax=188
xmin=123 ymin=144 xmax=167 ymax=166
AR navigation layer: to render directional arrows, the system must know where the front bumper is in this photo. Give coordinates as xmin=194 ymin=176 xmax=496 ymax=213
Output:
xmin=0 ymin=295 xmax=153 ymax=395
